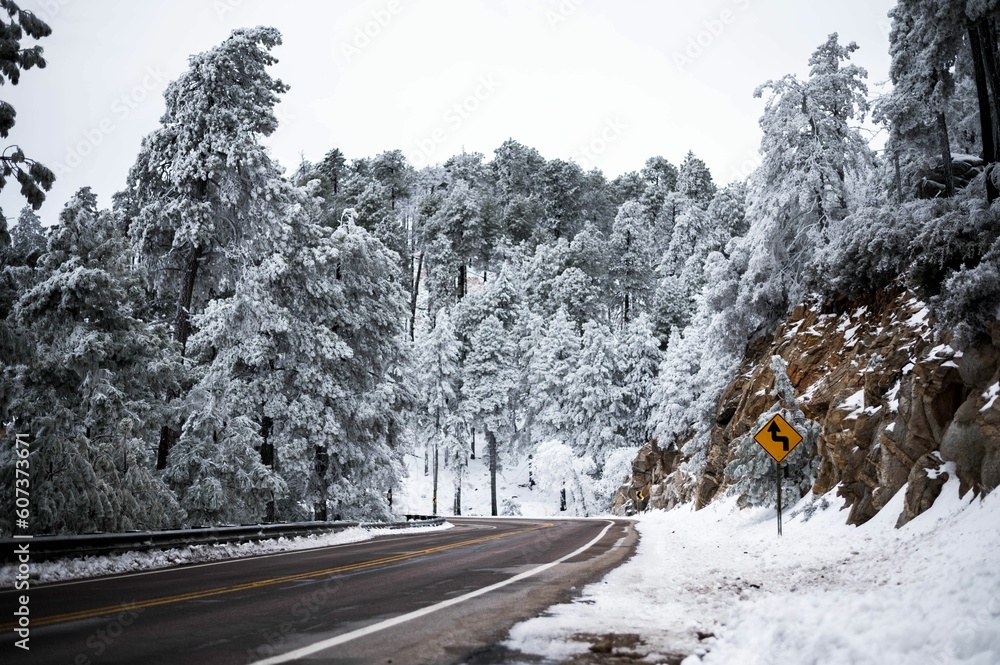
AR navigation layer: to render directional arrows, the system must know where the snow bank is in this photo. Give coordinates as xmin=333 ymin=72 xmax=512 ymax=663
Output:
xmin=506 ymin=480 xmax=1000 ymax=664
xmin=0 ymin=522 xmax=452 ymax=587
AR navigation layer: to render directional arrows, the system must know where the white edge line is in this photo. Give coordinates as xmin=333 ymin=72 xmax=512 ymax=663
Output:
xmin=248 ymin=520 xmax=618 ymax=665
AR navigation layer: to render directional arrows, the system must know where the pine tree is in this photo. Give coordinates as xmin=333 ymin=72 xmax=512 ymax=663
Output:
xmin=463 ymin=314 xmax=518 ymax=516
xmin=119 ymin=26 xmax=290 ymax=469
xmin=1 ymin=189 xmax=182 ymax=533
xmin=414 ymin=308 xmax=464 ymax=515
xmin=182 ymin=194 xmax=412 ymax=523
xmin=608 ymin=202 xmax=655 ymax=327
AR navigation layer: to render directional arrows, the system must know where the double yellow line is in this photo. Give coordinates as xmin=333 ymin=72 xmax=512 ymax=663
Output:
xmin=2 ymin=522 xmax=551 ymax=630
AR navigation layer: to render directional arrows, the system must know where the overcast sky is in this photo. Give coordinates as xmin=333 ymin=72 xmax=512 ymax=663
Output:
xmin=6 ymin=0 xmax=896 ymax=226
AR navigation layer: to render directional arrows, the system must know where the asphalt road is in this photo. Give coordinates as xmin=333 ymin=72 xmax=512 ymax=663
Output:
xmin=1 ymin=517 xmax=637 ymax=664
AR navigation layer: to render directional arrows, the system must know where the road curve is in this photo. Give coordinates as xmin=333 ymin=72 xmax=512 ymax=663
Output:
xmin=1 ymin=517 xmax=637 ymax=664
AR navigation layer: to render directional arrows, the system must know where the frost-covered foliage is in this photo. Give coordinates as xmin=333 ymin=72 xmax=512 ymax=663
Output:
xmin=182 ymin=196 xmax=412 ymax=524
xmin=725 ymin=357 xmax=821 ymax=509
xmin=121 ymin=26 xmax=289 ymax=349
xmin=533 ymin=440 xmax=597 ymax=516
xmin=651 ymin=250 xmax=747 ymax=478
xmin=1 ymin=189 xmax=183 ymax=533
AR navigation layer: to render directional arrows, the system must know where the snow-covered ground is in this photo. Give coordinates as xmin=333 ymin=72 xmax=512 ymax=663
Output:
xmin=395 ymin=447 xmax=568 ymax=517
xmin=504 ymin=469 xmax=1000 ymax=664
xmin=0 ymin=522 xmax=453 ymax=588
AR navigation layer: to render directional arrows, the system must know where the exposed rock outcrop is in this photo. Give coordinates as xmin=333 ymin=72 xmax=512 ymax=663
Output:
xmin=615 ymin=284 xmax=1000 ymax=525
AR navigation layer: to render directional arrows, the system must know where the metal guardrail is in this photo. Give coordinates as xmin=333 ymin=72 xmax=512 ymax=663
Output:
xmin=0 ymin=517 xmax=446 ymax=563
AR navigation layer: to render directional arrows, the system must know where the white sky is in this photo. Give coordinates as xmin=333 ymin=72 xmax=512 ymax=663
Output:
xmin=6 ymin=0 xmax=896 ymax=226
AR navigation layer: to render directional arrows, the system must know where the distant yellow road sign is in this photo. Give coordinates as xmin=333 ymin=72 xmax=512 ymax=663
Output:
xmin=753 ymin=413 xmax=803 ymax=464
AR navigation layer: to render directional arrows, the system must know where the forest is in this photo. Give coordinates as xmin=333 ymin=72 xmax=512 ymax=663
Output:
xmin=2 ymin=1 xmax=1000 ymax=533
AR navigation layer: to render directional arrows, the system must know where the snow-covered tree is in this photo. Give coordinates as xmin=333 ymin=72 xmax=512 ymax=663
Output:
xmin=119 ymin=26 xmax=289 ymax=469
xmin=463 ymin=314 xmax=518 ymax=516
xmin=1 ymin=189 xmax=182 ymax=533
xmin=608 ymin=201 xmax=655 ymax=327
xmin=414 ymin=308 xmax=465 ymax=515
xmin=181 ymin=197 xmax=412 ymax=524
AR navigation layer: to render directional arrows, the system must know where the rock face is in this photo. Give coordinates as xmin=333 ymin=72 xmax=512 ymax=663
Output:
xmin=614 ymin=284 xmax=1000 ymax=525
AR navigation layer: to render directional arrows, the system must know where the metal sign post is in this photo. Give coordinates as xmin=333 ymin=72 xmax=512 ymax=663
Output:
xmin=754 ymin=413 xmax=802 ymax=537
xmin=776 ymin=461 xmax=782 ymax=536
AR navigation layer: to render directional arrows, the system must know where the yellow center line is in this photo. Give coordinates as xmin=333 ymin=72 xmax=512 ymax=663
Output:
xmin=4 ymin=522 xmax=552 ymax=630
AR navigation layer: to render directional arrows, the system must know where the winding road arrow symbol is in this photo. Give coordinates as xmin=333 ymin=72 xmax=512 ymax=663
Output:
xmin=768 ymin=420 xmax=790 ymax=451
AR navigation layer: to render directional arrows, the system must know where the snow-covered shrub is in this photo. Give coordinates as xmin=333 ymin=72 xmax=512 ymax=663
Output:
xmin=813 ymin=203 xmax=922 ymax=298
xmin=907 ymin=197 xmax=999 ymax=296
xmin=933 ymin=238 xmax=1000 ymax=347
xmin=533 ymin=440 xmax=597 ymax=516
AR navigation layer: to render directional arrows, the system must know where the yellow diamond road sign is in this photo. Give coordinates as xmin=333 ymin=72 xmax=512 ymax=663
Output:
xmin=753 ymin=413 xmax=803 ymax=464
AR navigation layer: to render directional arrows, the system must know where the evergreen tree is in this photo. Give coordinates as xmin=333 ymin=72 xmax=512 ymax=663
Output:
xmin=182 ymin=196 xmax=412 ymax=523
xmin=676 ymin=151 xmax=716 ymax=209
xmin=463 ymin=314 xmax=518 ymax=516
xmin=1 ymin=189 xmax=182 ymax=533
xmin=608 ymin=201 xmax=655 ymax=327
xmin=414 ymin=308 xmax=464 ymax=515
xmin=119 ymin=26 xmax=289 ymax=469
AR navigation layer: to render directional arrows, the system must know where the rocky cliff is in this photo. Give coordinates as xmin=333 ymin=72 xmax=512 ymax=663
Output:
xmin=614 ymin=284 xmax=1000 ymax=525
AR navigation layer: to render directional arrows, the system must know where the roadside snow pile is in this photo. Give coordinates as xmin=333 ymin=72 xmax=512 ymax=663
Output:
xmin=506 ymin=476 xmax=1000 ymax=664
xmin=0 ymin=522 xmax=452 ymax=587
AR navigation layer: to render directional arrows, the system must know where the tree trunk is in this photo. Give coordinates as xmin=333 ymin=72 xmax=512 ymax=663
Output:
xmin=410 ymin=252 xmax=423 ymax=341
xmin=470 ymin=429 xmax=476 ymax=460
xmin=174 ymin=245 xmax=203 ymax=354
xmin=486 ymin=428 xmax=498 ymax=516
xmin=453 ymin=463 xmax=462 ymax=516
xmin=314 ymin=445 xmax=329 ymax=521
xmin=979 ymin=20 xmax=1000 ymax=126
xmin=938 ymin=113 xmax=956 ymax=198
xmin=458 ymin=263 xmax=467 ymax=300
xmin=155 ymin=424 xmax=174 ymax=471
xmin=261 ymin=415 xmax=275 ymax=522
xmin=972 ymin=20 xmax=1000 ymax=203
xmin=432 ymin=442 xmax=439 ymax=516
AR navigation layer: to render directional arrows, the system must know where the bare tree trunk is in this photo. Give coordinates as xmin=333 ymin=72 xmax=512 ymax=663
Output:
xmin=453 ymin=461 xmax=462 ymax=516
xmin=261 ymin=415 xmax=275 ymax=522
xmin=156 ymin=245 xmax=203 ymax=470
xmin=972 ymin=20 xmax=999 ymax=203
xmin=432 ymin=442 xmax=439 ymax=516
xmin=938 ymin=113 xmax=956 ymax=198
xmin=486 ymin=429 xmax=498 ymax=516
xmin=314 ymin=446 xmax=329 ymax=521
xmin=410 ymin=252 xmax=423 ymax=341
